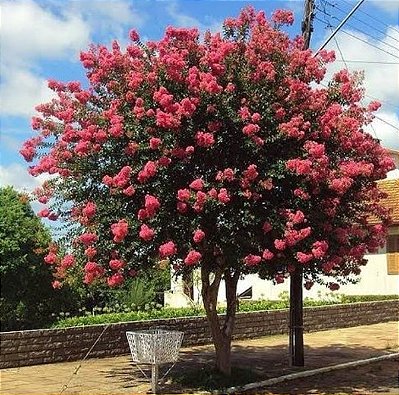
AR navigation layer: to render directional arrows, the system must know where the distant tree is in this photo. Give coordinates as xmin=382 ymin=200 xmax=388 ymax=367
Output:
xmin=0 ymin=186 xmax=78 ymax=330
xmin=21 ymin=7 xmax=394 ymax=373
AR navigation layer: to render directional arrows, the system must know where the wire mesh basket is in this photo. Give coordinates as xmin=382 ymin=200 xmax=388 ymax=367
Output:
xmin=126 ymin=329 xmax=184 ymax=365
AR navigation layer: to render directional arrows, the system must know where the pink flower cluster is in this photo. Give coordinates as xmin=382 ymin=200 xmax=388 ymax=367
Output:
xmin=111 ymin=220 xmax=129 ymax=243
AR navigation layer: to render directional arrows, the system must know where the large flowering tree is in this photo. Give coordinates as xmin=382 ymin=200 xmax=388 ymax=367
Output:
xmin=21 ymin=7 xmax=394 ymax=374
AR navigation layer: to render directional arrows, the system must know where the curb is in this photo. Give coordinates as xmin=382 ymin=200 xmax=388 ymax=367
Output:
xmin=212 ymin=352 xmax=399 ymax=394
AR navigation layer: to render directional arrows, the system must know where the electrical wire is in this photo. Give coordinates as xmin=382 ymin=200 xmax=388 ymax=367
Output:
xmin=334 ymin=60 xmax=399 ymax=65
xmin=341 ymin=0 xmax=399 ymax=35
xmin=322 ymin=0 xmax=399 ymax=43
xmin=314 ymin=16 xmax=399 ymax=60
xmin=316 ymin=4 xmax=399 ymax=54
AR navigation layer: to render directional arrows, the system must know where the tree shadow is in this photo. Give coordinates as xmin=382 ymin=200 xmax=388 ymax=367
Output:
xmin=102 ymin=343 xmax=398 ymax=394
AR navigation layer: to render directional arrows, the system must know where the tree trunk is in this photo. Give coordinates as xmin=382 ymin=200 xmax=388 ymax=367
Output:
xmin=201 ymin=265 xmax=239 ymax=376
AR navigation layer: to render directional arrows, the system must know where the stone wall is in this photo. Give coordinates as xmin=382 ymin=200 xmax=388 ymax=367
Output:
xmin=1 ymin=300 xmax=397 ymax=368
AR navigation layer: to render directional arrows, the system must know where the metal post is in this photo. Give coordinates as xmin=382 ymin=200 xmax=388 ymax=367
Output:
xmin=289 ymin=268 xmax=304 ymax=366
xmin=151 ymin=364 xmax=159 ymax=393
xmin=288 ymin=0 xmax=315 ymax=367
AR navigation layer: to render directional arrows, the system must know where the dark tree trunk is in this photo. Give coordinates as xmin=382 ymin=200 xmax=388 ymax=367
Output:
xmin=201 ymin=265 xmax=239 ymax=376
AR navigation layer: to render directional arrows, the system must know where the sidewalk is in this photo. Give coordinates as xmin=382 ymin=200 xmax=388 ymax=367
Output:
xmin=1 ymin=321 xmax=398 ymax=394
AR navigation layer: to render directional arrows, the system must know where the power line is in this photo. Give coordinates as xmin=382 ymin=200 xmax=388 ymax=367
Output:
xmin=332 ymin=28 xmax=348 ymax=69
xmin=316 ymin=4 xmax=399 ymax=54
xmin=334 ymin=60 xmax=399 ymax=65
xmin=339 ymin=29 xmax=399 ymax=60
xmin=341 ymin=0 xmax=399 ymax=35
xmin=374 ymin=115 xmax=399 ymax=133
xmin=322 ymin=0 xmax=399 ymax=44
xmin=314 ymin=16 xmax=399 ymax=60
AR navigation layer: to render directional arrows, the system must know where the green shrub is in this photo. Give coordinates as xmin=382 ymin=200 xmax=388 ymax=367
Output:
xmin=52 ymin=294 xmax=398 ymax=328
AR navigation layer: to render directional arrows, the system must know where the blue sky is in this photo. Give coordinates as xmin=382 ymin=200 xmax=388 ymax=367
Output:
xmin=1 ymin=0 xmax=398 ymax=195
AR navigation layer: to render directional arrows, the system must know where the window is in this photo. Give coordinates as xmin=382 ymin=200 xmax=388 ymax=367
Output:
xmin=387 ymin=235 xmax=399 ymax=275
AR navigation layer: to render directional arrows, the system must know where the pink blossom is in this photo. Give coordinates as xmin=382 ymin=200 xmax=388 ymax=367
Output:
xmin=158 ymin=156 xmax=172 ymax=167
xmin=79 ymin=233 xmax=98 ymax=245
xmin=244 ymin=254 xmax=262 ymax=266
xmin=52 ymin=280 xmax=62 ymax=289
xmin=184 ymin=250 xmax=202 ymax=265
xmin=271 ymin=10 xmax=294 ymax=25
xmin=82 ymin=202 xmax=96 ymax=218
xmin=274 ymin=239 xmax=286 ymax=251
xmin=129 ymin=29 xmax=140 ymax=41
xmin=159 ymin=241 xmax=177 ymax=257
xmin=109 ymin=259 xmax=125 ymax=270
xmin=61 ymin=254 xmax=75 ymax=268
xmin=262 ymin=249 xmax=274 ymax=260
xmin=149 ymin=137 xmax=162 ymax=150
xmin=286 ymin=159 xmax=312 ymax=175
xmin=44 ymin=252 xmax=57 ymax=264
xmin=38 ymin=208 xmax=50 ymax=218
xmin=193 ymin=229 xmax=205 ymax=243
xmin=189 ymin=178 xmax=204 ymax=191
xmin=243 ymin=164 xmax=258 ymax=181
xmin=312 ymin=240 xmax=329 ymax=258
xmin=242 ymin=123 xmax=260 ymax=136
xmin=138 ymin=161 xmax=157 ymax=183
xmin=139 ymin=224 xmax=155 ymax=241
xmin=177 ymin=189 xmax=191 ymax=201
xmin=196 ymin=132 xmax=215 ymax=147
xmin=296 ymin=252 xmax=313 ymax=264
xmin=85 ymin=246 xmax=97 ymax=259
xmin=217 ymin=188 xmax=230 ymax=204
xmin=137 ymin=209 xmax=149 ymax=220
xmin=208 ymin=188 xmax=218 ymax=199
xmin=107 ymin=273 xmax=124 ymax=287
xmin=123 ymin=186 xmax=135 ymax=196
xmin=329 ymin=177 xmax=353 ymax=194
xmin=145 ymin=194 xmax=160 ymax=216
xmin=111 ymin=219 xmax=129 ymax=243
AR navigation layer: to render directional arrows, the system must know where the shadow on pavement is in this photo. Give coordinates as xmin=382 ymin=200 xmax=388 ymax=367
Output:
xmin=102 ymin=342 xmax=398 ymax=394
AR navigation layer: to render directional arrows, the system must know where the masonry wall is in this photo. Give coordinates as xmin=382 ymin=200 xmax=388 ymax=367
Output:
xmin=1 ymin=300 xmax=398 ymax=368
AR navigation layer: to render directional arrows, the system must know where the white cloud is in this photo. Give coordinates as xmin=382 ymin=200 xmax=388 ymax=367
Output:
xmin=0 ymin=68 xmax=55 ymax=117
xmin=370 ymin=0 xmax=399 ymax=13
xmin=0 ymin=163 xmax=51 ymax=193
xmin=165 ymin=1 xmax=222 ymax=33
xmin=1 ymin=0 xmax=90 ymax=64
xmin=0 ymin=0 xmax=90 ymax=118
xmin=0 ymin=0 xmax=147 ymax=119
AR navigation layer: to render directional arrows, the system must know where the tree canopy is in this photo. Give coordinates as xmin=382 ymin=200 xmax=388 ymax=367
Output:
xmin=21 ymin=7 xmax=394 ymax=372
xmin=0 ymin=186 xmax=76 ymax=330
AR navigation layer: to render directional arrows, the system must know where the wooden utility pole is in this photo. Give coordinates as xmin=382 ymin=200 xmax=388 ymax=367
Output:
xmin=289 ymin=0 xmax=315 ymax=368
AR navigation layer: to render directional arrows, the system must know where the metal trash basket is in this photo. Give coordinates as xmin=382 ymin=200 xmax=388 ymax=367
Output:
xmin=126 ymin=329 xmax=184 ymax=393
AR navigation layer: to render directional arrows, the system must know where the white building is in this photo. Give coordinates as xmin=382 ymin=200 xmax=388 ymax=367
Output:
xmin=165 ymin=150 xmax=399 ymax=307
